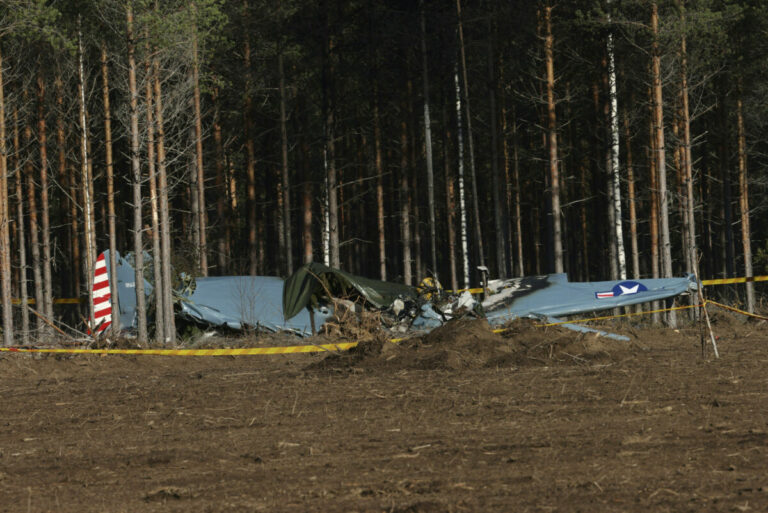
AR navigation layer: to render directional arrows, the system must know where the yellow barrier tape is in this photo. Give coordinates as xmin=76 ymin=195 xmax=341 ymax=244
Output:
xmin=0 ymin=342 xmax=359 ymax=356
xmin=705 ymin=300 xmax=768 ymax=321
xmin=701 ymin=275 xmax=768 ymax=286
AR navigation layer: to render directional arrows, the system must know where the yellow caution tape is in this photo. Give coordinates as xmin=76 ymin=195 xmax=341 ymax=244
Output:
xmin=0 ymin=342 xmax=359 ymax=356
xmin=701 ymin=275 xmax=768 ymax=286
xmin=706 ymin=299 xmax=768 ymax=321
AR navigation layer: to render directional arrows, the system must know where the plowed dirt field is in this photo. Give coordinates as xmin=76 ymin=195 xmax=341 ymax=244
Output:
xmin=2 ymin=314 xmax=767 ymax=512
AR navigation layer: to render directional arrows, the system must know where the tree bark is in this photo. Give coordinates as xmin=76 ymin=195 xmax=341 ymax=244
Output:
xmin=101 ymin=42 xmax=120 ymax=334
xmin=456 ymin=0 xmax=485 ymax=276
xmin=145 ymin=44 xmax=165 ymax=344
xmin=454 ymin=65 xmax=470 ymax=289
xmin=0 ymin=46 xmax=11 ymax=346
xmin=736 ymin=90 xmax=754 ymax=313
xmin=36 ymin=73 xmax=53 ymax=323
xmin=651 ymin=2 xmax=675 ymax=326
xmin=24 ymin=90 xmax=43 ymax=334
xmin=154 ymin=53 xmax=176 ymax=343
xmin=400 ymin=115 xmax=412 ymax=286
xmin=278 ymin=50 xmax=293 ymax=275
xmin=12 ymin=106 xmax=28 ymax=344
xmin=212 ymin=87 xmax=228 ymax=273
xmin=191 ymin=3 xmax=207 ymax=276
xmin=126 ymin=3 xmax=147 ymax=342
xmin=485 ymin=16 xmax=507 ymax=280
xmin=242 ymin=1 xmax=258 ymax=276
xmin=442 ymin=105 xmax=458 ymax=292
xmin=544 ymin=5 xmax=563 ymax=274
xmin=373 ymin=84 xmax=386 ymax=280
xmin=419 ymin=0 xmax=438 ymax=280
xmin=623 ymin=110 xmax=640 ymax=278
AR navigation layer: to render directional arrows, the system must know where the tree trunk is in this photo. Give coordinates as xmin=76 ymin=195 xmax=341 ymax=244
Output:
xmin=651 ymin=2 xmax=675 ymax=326
xmin=400 ymin=115 xmax=412 ymax=286
xmin=145 ymin=45 xmax=165 ymax=344
xmin=324 ymin=34 xmax=339 ymax=269
xmin=242 ymin=2 xmax=258 ymax=275
xmin=36 ymin=73 xmax=53 ymax=323
xmin=154 ymin=54 xmax=176 ymax=343
xmin=126 ymin=4 xmax=147 ymax=342
xmin=419 ymin=0 xmax=438 ymax=280
xmin=442 ymin=105 xmax=458 ymax=292
xmin=212 ymin=87 xmax=228 ymax=273
xmin=101 ymin=42 xmax=120 ymax=334
xmin=278 ymin=50 xmax=293 ymax=275
xmin=544 ymin=5 xmax=563 ymax=274
xmin=623 ymin=110 xmax=640 ymax=278
xmin=606 ymin=2 xmax=626 ymax=280
xmin=456 ymin=0 xmax=485 ymax=275
xmin=736 ymin=90 xmax=754 ymax=313
xmin=487 ymin=15 xmax=506 ymax=279
xmin=373 ymin=84 xmax=386 ymax=280
xmin=12 ymin=106 xmax=28 ymax=344
xmin=24 ymin=91 xmax=44 ymax=335
xmin=0 ymin=46 xmax=11 ymax=346
xmin=190 ymin=3 xmax=207 ymax=276
xmin=454 ymin=65 xmax=470 ymax=289
xmin=679 ymin=4 xmax=697 ymax=303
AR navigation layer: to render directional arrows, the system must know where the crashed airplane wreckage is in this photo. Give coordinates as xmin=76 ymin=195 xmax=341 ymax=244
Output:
xmin=93 ymin=251 xmax=697 ymax=340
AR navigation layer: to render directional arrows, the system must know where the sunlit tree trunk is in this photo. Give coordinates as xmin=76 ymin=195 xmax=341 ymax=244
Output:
xmin=623 ymin=110 xmax=640 ymax=278
xmin=24 ymin=90 xmax=43 ymax=334
xmin=127 ymin=3 xmax=147 ymax=342
xmin=154 ymin=55 xmax=176 ymax=343
xmin=606 ymin=0 xmax=625 ymax=280
xmin=190 ymin=2 xmax=207 ymax=276
xmin=145 ymin=46 xmax=164 ymax=344
xmin=101 ymin=42 xmax=120 ymax=334
xmin=419 ymin=0 xmax=437 ymax=280
xmin=0 ymin=46 xmax=11 ymax=346
xmin=544 ymin=5 xmax=563 ymax=273
xmin=456 ymin=0 xmax=484 ymax=274
xmin=12 ymin=106 xmax=28 ymax=344
xmin=651 ymin=2 xmax=675 ymax=326
xmin=736 ymin=90 xmax=754 ymax=313
xmin=454 ymin=65 xmax=470 ymax=289
xmin=36 ymin=73 xmax=53 ymax=323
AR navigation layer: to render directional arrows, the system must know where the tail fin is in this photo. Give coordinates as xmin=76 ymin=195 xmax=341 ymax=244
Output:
xmin=91 ymin=252 xmax=112 ymax=334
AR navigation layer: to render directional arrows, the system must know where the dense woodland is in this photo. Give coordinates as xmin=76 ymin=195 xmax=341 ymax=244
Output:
xmin=0 ymin=0 xmax=767 ymax=345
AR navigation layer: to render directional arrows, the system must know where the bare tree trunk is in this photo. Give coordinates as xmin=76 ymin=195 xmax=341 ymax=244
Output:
xmin=190 ymin=4 xmax=207 ymax=276
xmin=242 ymin=2 xmax=258 ymax=276
xmin=442 ymin=105 xmax=458 ymax=291
xmin=212 ymin=87 xmax=227 ymax=272
xmin=145 ymin=46 xmax=165 ymax=344
xmin=651 ymin=2 xmax=675 ymax=326
xmin=12 ymin=106 xmax=28 ymax=345
xmin=400 ymin=115 xmax=412 ymax=286
xmin=736 ymin=90 xmax=754 ymax=313
xmin=0 ymin=46 xmax=11 ymax=346
xmin=300 ymin=127 xmax=313 ymax=264
xmin=324 ymin=34 xmax=339 ymax=269
xmin=278 ymin=50 xmax=293 ymax=275
xmin=454 ymin=65 xmax=470 ymax=289
xmin=24 ymin=92 xmax=43 ymax=335
xmin=419 ymin=0 xmax=437 ymax=280
xmin=154 ymin=55 xmax=176 ymax=343
xmin=606 ymin=2 xmax=626 ymax=280
xmin=36 ymin=73 xmax=53 ymax=323
xmin=487 ymin=15 xmax=506 ymax=279
xmin=456 ymin=0 xmax=485 ymax=274
xmin=373 ymin=85 xmax=386 ymax=280
xmin=100 ymin=42 xmax=120 ymax=334
xmin=623 ymin=110 xmax=640 ymax=278
xmin=544 ymin=5 xmax=563 ymax=274
xmin=127 ymin=4 xmax=147 ymax=342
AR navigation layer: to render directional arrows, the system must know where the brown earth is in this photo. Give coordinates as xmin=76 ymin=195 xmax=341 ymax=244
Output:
xmin=1 ymin=312 xmax=768 ymax=512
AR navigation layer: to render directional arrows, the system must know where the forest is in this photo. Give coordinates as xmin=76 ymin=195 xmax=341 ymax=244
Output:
xmin=0 ymin=0 xmax=766 ymax=346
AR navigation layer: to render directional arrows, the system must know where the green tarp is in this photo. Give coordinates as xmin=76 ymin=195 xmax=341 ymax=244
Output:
xmin=282 ymin=263 xmax=418 ymax=320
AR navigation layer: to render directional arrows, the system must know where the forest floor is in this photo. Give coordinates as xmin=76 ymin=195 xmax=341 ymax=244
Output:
xmin=1 ymin=312 xmax=768 ymax=512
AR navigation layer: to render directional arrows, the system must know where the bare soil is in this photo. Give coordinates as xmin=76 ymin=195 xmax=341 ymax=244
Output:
xmin=2 ymin=313 xmax=768 ymax=512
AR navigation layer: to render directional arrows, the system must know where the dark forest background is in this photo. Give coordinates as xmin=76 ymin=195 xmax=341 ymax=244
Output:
xmin=1 ymin=0 xmax=767 ymax=343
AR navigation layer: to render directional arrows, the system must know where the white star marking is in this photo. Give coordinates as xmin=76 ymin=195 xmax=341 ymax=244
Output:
xmin=619 ymin=284 xmax=639 ymax=295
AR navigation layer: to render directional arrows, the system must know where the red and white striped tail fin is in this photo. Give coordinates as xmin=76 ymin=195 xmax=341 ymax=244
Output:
xmin=91 ymin=252 xmax=112 ymax=335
